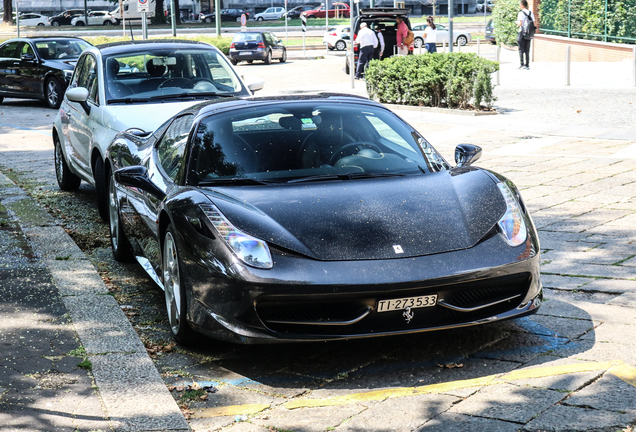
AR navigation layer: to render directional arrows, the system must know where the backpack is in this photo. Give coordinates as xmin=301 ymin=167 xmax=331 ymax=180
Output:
xmin=521 ymin=10 xmax=535 ymax=40
xmin=404 ymin=29 xmax=414 ymax=45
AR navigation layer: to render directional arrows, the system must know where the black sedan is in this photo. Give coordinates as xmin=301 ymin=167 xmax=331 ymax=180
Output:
xmin=0 ymin=37 xmax=91 ymax=108
xmin=229 ymin=31 xmax=287 ymax=65
xmin=106 ymin=94 xmax=542 ymax=344
xmin=201 ymin=8 xmax=249 ymax=22
xmin=48 ymin=9 xmax=87 ymax=26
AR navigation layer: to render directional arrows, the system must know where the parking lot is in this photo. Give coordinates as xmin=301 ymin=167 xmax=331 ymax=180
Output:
xmin=1 ymin=48 xmax=636 ymax=432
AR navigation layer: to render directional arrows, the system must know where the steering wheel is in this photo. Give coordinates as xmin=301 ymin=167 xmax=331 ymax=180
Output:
xmin=329 ymin=142 xmax=383 ymax=166
xmin=191 ymin=78 xmax=218 ymax=91
xmin=158 ymin=77 xmax=191 ymax=89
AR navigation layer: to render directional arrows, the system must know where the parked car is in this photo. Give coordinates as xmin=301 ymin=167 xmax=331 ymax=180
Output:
xmin=16 ymin=13 xmax=50 ymax=26
xmin=48 ymin=9 xmax=87 ymax=26
xmin=412 ymin=22 xmax=472 ymax=47
xmin=52 ymin=40 xmax=263 ymax=221
xmin=105 ymin=94 xmax=542 ymax=344
xmin=229 ymin=31 xmax=287 ymax=65
xmin=344 ymin=8 xmax=413 ymax=75
xmin=304 ymin=2 xmax=350 ymax=18
xmin=200 ymin=8 xmax=249 ymax=22
xmin=485 ymin=18 xmax=496 ymax=44
xmin=0 ymin=37 xmax=91 ymax=109
xmin=284 ymin=5 xmax=316 ymax=19
xmin=476 ymin=0 xmax=496 ymax=12
xmin=71 ymin=11 xmax=117 ymax=26
xmin=323 ymin=25 xmax=350 ymax=51
xmin=253 ymin=7 xmax=285 ymax=21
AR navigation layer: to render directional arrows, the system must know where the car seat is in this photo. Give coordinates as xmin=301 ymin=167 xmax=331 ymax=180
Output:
xmin=138 ymin=59 xmax=167 ymax=92
xmin=298 ymin=111 xmax=354 ymax=169
xmin=105 ymin=58 xmax=134 ymax=101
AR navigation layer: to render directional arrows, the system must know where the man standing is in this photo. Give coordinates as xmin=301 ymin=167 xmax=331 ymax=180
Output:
xmin=355 ymin=22 xmax=377 ymax=79
xmin=396 ymin=16 xmax=409 ymax=56
xmin=516 ymin=0 xmax=535 ymax=69
xmin=374 ymin=23 xmax=386 ymax=59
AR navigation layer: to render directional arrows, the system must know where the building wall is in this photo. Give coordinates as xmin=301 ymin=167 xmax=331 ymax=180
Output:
xmin=533 ymin=34 xmax=635 ymax=62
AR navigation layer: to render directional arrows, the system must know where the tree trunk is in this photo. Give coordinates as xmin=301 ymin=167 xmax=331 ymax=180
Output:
xmin=152 ymin=0 xmax=165 ymax=24
xmin=174 ymin=0 xmax=180 ymax=24
xmin=3 ymin=0 xmax=13 ymax=24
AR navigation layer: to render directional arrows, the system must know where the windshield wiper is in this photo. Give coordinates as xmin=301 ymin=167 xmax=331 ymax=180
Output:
xmin=148 ymin=92 xmax=235 ymax=101
xmin=198 ymin=177 xmax=272 ymax=186
xmin=108 ymin=97 xmax=150 ymax=104
xmin=287 ymin=172 xmax=407 ymax=184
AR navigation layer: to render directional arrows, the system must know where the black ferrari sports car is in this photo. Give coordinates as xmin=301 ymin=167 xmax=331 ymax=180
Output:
xmin=105 ymin=94 xmax=542 ymax=344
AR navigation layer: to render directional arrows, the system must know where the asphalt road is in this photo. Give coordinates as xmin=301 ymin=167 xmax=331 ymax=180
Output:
xmin=1 ymin=53 xmax=636 ymax=432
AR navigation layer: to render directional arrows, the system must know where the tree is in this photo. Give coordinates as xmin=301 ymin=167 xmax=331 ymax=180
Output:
xmin=153 ymin=0 xmax=166 ymax=24
xmin=3 ymin=0 xmax=12 ymax=24
xmin=492 ymin=0 xmax=520 ymax=46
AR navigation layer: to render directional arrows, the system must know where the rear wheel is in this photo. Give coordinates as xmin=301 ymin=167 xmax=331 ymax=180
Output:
xmin=163 ymin=228 xmax=198 ymax=345
xmin=414 ymin=37 xmax=424 ymax=48
xmin=264 ymin=50 xmax=272 ymax=64
xmin=94 ymin=157 xmax=109 ymax=222
xmin=246 ymin=60 xmax=253 ymax=64
xmin=54 ymin=136 xmax=81 ymax=191
xmin=236 ymin=17 xmax=241 ymax=22
xmin=257 ymin=16 xmax=264 ymax=21
xmin=108 ymin=173 xmax=134 ymax=262
xmin=103 ymin=20 xmax=112 ymax=25
xmin=45 ymin=77 xmax=62 ymax=109
xmin=457 ymin=35 xmax=468 ymax=46
xmin=37 ymin=23 xmax=45 ymax=26
xmin=335 ymin=40 xmax=346 ymax=51
xmin=280 ymin=48 xmax=287 ymax=63
xmin=230 ymin=58 xmax=238 ymax=65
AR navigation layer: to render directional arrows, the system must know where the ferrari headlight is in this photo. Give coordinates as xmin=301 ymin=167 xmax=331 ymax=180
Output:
xmin=497 ymin=182 xmax=527 ymax=247
xmin=199 ymin=204 xmax=273 ymax=269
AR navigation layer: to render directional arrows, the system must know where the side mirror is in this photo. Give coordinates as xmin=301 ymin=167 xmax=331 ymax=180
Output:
xmin=114 ymin=166 xmax=166 ymax=200
xmin=455 ymin=144 xmax=482 ymax=167
xmin=21 ymin=53 xmax=37 ymax=62
xmin=66 ymin=87 xmax=91 ymax=115
xmin=244 ymin=76 xmax=265 ymax=93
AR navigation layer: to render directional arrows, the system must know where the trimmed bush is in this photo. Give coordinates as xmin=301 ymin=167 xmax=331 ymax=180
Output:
xmin=492 ymin=0 xmax=521 ymax=47
xmin=365 ymin=53 xmax=499 ymax=110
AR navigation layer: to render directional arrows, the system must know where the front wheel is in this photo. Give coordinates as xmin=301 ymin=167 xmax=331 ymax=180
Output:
xmin=280 ymin=48 xmax=287 ymax=63
xmin=414 ymin=37 xmax=424 ymax=48
xmin=51 ymin=20 xmax=60 ymax=26
xmin=457 ymin=35 xmax=468 ymax=46
xmin=75 ymin=21 xmax=85 ymax=26
xmin=54 ymin=136 xmax=81 ymax=191
xmin=264 ymin=50 xmax=272 ymax=64
xmin=204 ymin=17 xmax=212 ymax=23
xmin=94 ymin=158 xmax=109 ymax=221
xmin=45 ymin=77 xmax=62 ymax=109
xmin=108 ymin=173 xmax=134 ymax=262
xmin=163 ymin=228 xmax=197 ymax=345
xmin=335 ymin=40 xmax=346 ymax=51
xmin=257 ymin=16 xmax=264 ymax=21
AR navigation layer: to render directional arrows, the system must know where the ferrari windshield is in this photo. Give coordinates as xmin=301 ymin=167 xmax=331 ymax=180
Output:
xmin=103 ymin=47 xmax=246 ymax=103
xmin=188 ymin=102 xmax=450 ymax=185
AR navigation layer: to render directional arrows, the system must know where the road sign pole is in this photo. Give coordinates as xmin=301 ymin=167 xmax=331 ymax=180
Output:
xmin=170 ymin=0 xmax=176 ymax=36
xmin=142 ymin=12 xmax=148 ymax=39
xmin=285 ymin=0 xmax=288 ymax=43
xmin=215 ymin=0 xmax=221 ymax=37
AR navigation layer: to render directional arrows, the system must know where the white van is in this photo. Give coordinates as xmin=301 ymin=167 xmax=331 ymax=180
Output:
xmin=111 ymin=0 xmax=156 ymax=24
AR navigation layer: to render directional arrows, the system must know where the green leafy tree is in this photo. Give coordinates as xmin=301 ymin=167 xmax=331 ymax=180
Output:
xmin=492 ymin=0 xmax=521 ymax=46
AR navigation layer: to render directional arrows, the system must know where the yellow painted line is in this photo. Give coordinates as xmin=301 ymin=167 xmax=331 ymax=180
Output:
xmin=191 ymin=403 xmax=270 ymax=419
xmin=284 ymin=361 xmax=617 ymax=410
xmin=609 ymin=363 xmax=636 ymax=388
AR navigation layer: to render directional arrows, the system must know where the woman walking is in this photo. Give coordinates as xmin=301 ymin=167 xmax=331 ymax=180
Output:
xmin=423 ymin=16 xmax=437 ymax=53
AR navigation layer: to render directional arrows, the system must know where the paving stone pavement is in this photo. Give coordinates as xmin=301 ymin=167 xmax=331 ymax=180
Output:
xmin=1 ymin=51 xmax=636 ymax=432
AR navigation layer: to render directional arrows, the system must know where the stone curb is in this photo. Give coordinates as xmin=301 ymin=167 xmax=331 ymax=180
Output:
xmin=0 ymin=172 xmax=190 ymax=432
xmin=384 ymin=103 xmax=499 ymax=116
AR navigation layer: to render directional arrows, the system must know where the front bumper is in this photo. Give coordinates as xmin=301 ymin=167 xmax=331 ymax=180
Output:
xmin=181 ymin=227 xmax=542 ymax=344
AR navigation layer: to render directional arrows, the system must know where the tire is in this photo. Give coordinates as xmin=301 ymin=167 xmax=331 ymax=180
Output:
xmin=108 ymin=173 xmax=134 ymax=262
xmin=236 ymin=17 xmax=241 ymax=22
xmin=231 ymin=59 xmax=238 ymax=65
xmin=76 ymin=21 xmax=85 ymax=26
xmin=414 ymin=37 xmax=424 ymax=48
xmin=103 ymin=20 xmax=112 ymax=25
xmin=51 ymin=20 xmax=60 ymax=26
xmin=94 ymin=157 xmax=109 ymax=222
xmin=45 ymin=77 xmax=62 ymax=109
xmin=54 ymin=136 xmax=81 ymax=191
xmin=246 ymin=60 xmax=253 ymax=64
xmin=163 ymin=228 xmax=198 ymax=345
xmin=335 ymin=40 xmax=346 ymax=51
xmin=37 ymin=23 xmax=45 ymax=26
xmin=257 ymin=16 xmax=264 ymax=21
xmin=457 ymin=35 xmax=468 ymax=46
xmin=204 ymin=17 xmax=211 ymax=23
xmin=280 ymin=48 xmax=287 ymax=63
xmin=264 ymin=50 xmax=272 ymax=65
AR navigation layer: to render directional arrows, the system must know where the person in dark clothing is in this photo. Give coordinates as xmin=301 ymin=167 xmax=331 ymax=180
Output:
xmin=516 ymin=0 xmax=535 ymax=69
xmin=355 ymin=22 xmax=377 ymax=79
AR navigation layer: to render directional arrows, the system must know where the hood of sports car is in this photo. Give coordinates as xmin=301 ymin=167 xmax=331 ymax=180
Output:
xmin=103 ymin=101 xmax=200 ymax=135
xmin=207 ymin=168 xmax=507 ymax=261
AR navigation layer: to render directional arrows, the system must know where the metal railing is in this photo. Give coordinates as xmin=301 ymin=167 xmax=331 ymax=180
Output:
xmin=539 ymin=0 xmax=636 ymax=43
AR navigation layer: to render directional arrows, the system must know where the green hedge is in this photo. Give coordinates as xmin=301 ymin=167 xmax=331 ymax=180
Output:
xmin=365 ymin=53 xmax=499 ymax=110
xmin=492 ymin=0 xmax=521 ymax=46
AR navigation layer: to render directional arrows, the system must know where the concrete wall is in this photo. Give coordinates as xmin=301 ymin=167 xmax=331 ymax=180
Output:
xmin=533 ymin=34 xmax=636 ymax=62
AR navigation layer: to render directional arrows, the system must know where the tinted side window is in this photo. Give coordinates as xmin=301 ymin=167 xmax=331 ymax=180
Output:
xmin=156 ymin=115 xmax=194 ymax=182
xmin=0 ymin=42 xmax=20 ymax=59
xmin=71 ymin=55 xmax=98 ymax=104
xmin=20 ymin=43 xmax=35 ymax=57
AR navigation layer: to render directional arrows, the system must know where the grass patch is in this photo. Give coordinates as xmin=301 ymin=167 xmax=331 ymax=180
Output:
xmin=180 ymin=388 xmax=206 ymax=402
xmin=77 ymin=358 xmax=92 ymax=370
xmin=67 ymin=346 xmax=87 ymax=357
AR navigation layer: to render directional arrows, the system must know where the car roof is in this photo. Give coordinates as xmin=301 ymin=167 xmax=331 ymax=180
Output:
xmin=359 ymin=8 xmax=410 ymax=17
xmin=95 ymin=39 xmax=215 ymax=55
xmin=0 ymin=36 xmax=91 ymax=44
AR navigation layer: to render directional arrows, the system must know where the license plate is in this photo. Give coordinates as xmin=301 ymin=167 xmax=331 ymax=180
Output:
xmin=377 ymin=295 xmax=437 ymax=312
xmin=240 ymin=51 xmax=252 ymax=55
